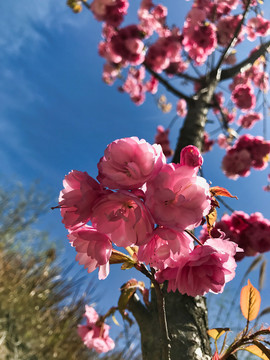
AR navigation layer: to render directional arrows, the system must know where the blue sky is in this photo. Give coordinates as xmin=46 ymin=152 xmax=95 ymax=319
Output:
xmin=1 ymin=0 xmax=270 ymax=338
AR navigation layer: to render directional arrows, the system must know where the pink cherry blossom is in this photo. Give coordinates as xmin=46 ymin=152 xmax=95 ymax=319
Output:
xmin=97 ymin=137 xmax=166 ymax=189
xmin=90 ymin=0 xmax=129 ymax=27
xmin=58 ymin=170 xmax=103 ymax=230
xmin=231 ymin=83 xmax=256 ymax=111
xmin=154 ymin=125 xmax=173 ymax=158
xmin=110 ymin=25 xmax=145 ymax=65
xmin=78 ymin=305 xmax=115 ymax=353
xmin=68 ymin=225 xmax=112 ymax=280
xmin=221 ymin=108 xmax=236 ymax=124
xmin=222 ymin=135 xmax=270 ymax=179
xmin=217 ymin=15 xmax=244 ymax=47
xmin=222 ymin=148 xmax=252 ymax=179
xmin=92 ymin=191 xmax=154 ymax=247
xmin=179 ymin=145 xmax=203 ymax=170
xmin=138 ymin=227 xmax=194 ymax=270
xmin=145 ymin=29 xmax=183 ymax=73
xmin=138 ymin=0 xmax=167 ymax=37
xmin=200 ymin=211 xmax=270 ymax=261
xmin=246 ymin=15 xmax=270 ymax=41
xmin=229 ymin=73 xmax=250 ymax=92
xmin=212 ymin=351 xmax=221 ymax=360
xmin=217 ymin=134 xmax=230 ymax=149
xmin=145 ymin=75 xmax=159 ymax=94
xmin=237 ymin=112 xmax=262 ymax=129
xmin=209 ymin=0 xmax=239 ymax=19
xmin=158 ymin=237 xmax=240 ymax=296
xmin=176 ymin=99 xmax=187 ymax=118
xmin=145 ymin=163 xmax=211 ymax=230
xmin=177 ymin=238 xmax=239 ymax=296
xmin=98 ymin=40 xmax=123 ymax=64
xmin=102 ymin=62 xmax=120 ymax=85
xmin=120 ymin=67 xmax=146 ymax=105
xmin=183 ymin=16 xmax=217 ymax=65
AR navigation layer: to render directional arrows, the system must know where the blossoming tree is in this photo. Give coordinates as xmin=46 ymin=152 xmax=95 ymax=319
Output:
xmin=56 ymin=0 xmax=270 ymax=359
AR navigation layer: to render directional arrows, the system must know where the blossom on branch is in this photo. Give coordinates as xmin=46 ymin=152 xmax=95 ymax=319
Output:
xmin=97 ymin=136 xmax=166 ymax=189
xmin=200 ymin=211 xmax=270 ymax=261
xmin=222 ymin=135 xmax=270 ymax=179
xmin=78 ymin=305 xmax=115 ymax=353
xmin=231 ymin=84 xmax=256 ymax=111
xmin=237 ymin=112 xmax=262 ymax=129
xmin=58 ymin=138 xmax=240 ymax=297
xmin=157 ymin=236 xmax=240 ymax=296
xmin=90 ymin=0 xmax=129 ymax=27
xmin=91 ymin=190 xmax=155 ymax=247
xmin=110 ymin=25 xmax=145 ymax=65
xmin=68 ymin=225 xmax=112 ymax=279
xmin=145 ymin=163 xmax=211 ymax=230
xmin=58 ymin=170 xmax=103 ymax=230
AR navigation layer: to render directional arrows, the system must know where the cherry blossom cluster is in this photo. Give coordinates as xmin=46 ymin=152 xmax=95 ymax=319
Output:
xmin=199 ymin=211 xmax=270 ymax=261
xmin=222 ymin=134 xmax=270 ymax=179
xmin=78 ymin=305 xmax=115 ymax=353
xmin=58 ymin=137 xmax=241 ymax=296
xmin=80 ymin=0 xmax=270 ymax=107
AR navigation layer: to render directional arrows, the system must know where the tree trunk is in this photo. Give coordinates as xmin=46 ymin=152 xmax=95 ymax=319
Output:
xmin=129 ymin=78 xmax=219 ymax=360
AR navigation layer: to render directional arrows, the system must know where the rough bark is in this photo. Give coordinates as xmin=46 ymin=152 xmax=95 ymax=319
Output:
xmin=172 ymin=78 xmax=219 ymax=162
xmin=129 ymin=287 xmax=212 ymax=360
xmin=129 ymin=77 xmax=219 ymax=360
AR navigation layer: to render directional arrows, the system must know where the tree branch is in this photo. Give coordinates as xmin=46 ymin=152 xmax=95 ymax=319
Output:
xmin=214 ymin=0 xmax=252 ymax=74
xmin=174 ymin=72 xmax=199 ymax=83
xmin=218 ymin=40 xmax=270 ymax=81
xmin=144 ymin=64 xmax=192 ymax=103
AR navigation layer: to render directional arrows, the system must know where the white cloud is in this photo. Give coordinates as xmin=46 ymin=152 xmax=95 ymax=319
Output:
xmin=0 ymin=0 xmax=87 ymax=57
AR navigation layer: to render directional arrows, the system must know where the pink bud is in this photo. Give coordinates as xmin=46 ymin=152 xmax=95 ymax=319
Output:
xmin=180 ymin=145 xmax=203 ymax=168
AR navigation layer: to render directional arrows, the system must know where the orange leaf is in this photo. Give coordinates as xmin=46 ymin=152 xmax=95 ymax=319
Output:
xmin=207 ymin=328 xmax=230 ymax=341
xmin=243 ymin=344 xmax=270 ymax=360
xmin=210 ymin=186 xmax=238 ymax=199
xmin=240 ymin=280 xmax=261 ymax=321
xmin=206 ymin=208 xmax=217 ymax=233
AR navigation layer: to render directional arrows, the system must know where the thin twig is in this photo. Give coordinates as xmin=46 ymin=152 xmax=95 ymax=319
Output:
xmin=184 ymin=229 xmax=203 ymax=246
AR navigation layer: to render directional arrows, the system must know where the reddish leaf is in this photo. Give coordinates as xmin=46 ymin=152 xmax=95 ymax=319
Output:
xmin=210 ymin=186 xmax=238 ymax=199
xmin=240 ymin=280 xmax=261 ymax=321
